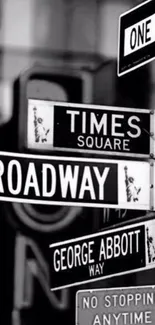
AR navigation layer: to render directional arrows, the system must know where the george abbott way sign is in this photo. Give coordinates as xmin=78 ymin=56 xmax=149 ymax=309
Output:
xmin=49 ymin=218 xmax=155 ymax=290
xmin=27 ymin=99 xmax=151 ymax=158
xmin=118 ymin=0 xmax=155 ymax=76
xmin=0 ymin=151 xmax=150 ymax=210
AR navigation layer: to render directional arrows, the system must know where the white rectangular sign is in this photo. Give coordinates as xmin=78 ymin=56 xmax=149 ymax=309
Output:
xmin=76 ymin=286 xmax=155 ymax=325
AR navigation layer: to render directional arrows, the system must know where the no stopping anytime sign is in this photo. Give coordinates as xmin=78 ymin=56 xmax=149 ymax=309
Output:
xmin=76 ymin=286 xmax=155 ymax=325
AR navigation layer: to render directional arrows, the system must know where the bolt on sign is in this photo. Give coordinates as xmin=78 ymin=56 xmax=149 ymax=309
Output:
xmin=118 ymin=0 xmax=155 ymax=76
xmin=76 ymin=286 xmax=155 ymax=325
xmin=27 ymin=99 xmax=151 ymax=158
xmin=49 ymin=218 xmax=155 ymax=290
xmin=0 ymin=151 xmax=150 ymax=210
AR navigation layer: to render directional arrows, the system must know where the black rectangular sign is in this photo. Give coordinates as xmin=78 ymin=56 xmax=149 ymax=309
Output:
xmin=49 ymin=219 xmax=155 ymax=290
xmin=0 ymin=152 xmax=117 ymax=207
xmin=0 ymin=152 xmax=150 ymax=210
xmin=28 ymin=99 xmax=151 ymax=157
xmin=118 ymin=0 xmax=155 ymax=76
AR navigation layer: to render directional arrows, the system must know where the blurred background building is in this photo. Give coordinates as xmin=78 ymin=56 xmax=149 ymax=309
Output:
xmin=0 ymin=0 xmax=153 ymax=125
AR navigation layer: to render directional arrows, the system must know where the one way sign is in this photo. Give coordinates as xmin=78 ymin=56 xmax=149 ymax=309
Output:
xmin=118 ymin=0 xmax=155 ymax=76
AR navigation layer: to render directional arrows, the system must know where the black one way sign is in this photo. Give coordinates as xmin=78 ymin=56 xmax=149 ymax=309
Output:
xmin=118 ymin=0 xmax=155 ymax=76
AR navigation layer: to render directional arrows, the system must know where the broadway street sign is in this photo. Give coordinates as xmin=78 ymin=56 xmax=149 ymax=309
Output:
xmin=27 ymin=99 xmax=151 ymax=158
xmin=118 ymin=0 xmax=155 ymax=76
xmin=76 ymin=286 xmax=155 ymax=325
xmin=0 ymin=151 xmax=150 ymax=210
xmin=49 ymin=219 xmax=155 ymax=290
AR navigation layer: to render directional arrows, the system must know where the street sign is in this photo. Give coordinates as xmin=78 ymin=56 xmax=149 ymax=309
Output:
xmin=49 ymin=218 xmax=155 ymax=290
xmin=27 ymin=99 xmax=151 ymax=158
xmin=76 ymin=286 xmax=155 ymax=325
xmin=118 ymin=0 xmax=155 ymax=76
xmin=0 ymin=151 xmax=150 ymax=210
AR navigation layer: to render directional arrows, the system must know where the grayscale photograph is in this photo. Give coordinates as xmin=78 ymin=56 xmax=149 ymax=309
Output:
xmin=1 ymin=1 xmax=155 ymax=325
